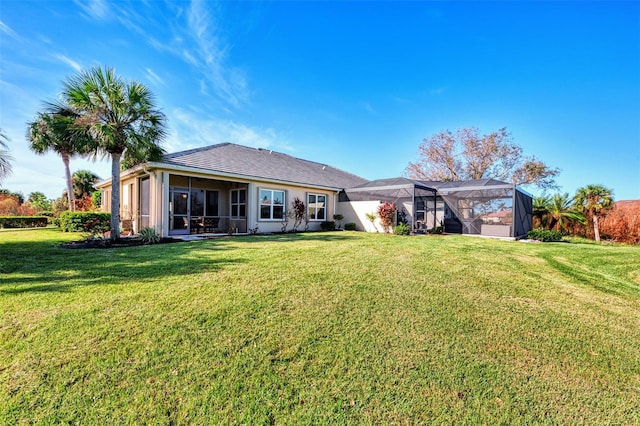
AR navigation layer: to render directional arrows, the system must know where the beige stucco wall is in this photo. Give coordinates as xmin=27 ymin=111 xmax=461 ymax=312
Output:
xmin=251 ymin=183 xmax=333 ymax=234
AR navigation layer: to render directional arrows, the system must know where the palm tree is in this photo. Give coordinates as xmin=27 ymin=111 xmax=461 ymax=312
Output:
xmin=532 ymin=195 xmax=550 ymax=228
xmin=27 ymin=105 xmax=91 ymax=211
xmin=0 ymin=129 xmax=14 ymax=184
xmin=546 ymin=193 xmax=586 ymax=233
xmin=62 ymin=66 xmax=166 ymax=240
xmin=72 ymin=169 xmax=100 ymax=199
xmin=574 ymin=185 xmax=614 ymax=242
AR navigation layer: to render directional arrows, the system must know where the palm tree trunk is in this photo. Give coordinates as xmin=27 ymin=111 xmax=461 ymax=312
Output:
xmin=110 ymin=153 xmax=121 ymax=241
xmin=593 ymin=214 xmax=600 ymax=242
xmin=62 ymin=152 xmax=75 ymax=211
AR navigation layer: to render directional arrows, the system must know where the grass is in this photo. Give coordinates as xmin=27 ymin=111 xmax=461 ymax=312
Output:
xmin=1 ymin=228 xmax=639 ymax=424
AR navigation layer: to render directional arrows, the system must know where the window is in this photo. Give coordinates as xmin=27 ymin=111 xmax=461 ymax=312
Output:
xmin=206 ymin=191 xmax=219 ymax=217
xmin=191 ymin=189 xmax=218 ymax=217
xmin=191 ymin=189 xmax=204 ymax=216
xmin=230 ymin=189 xmax=246 ymax=218
xmin=259 ymin=189 xmax=285 ymax=220
xmin=307 ymin=193 xmax=326 ymax=221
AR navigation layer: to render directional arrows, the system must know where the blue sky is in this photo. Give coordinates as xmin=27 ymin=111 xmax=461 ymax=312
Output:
xmin=1 ymin=0 xmax=639 ymax=200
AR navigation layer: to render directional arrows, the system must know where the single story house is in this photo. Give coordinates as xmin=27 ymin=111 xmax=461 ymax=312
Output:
xmin=96 ymin=143 xmax=532 ymax=238
xmin=96 ymin=143 xmax=368 ymax=236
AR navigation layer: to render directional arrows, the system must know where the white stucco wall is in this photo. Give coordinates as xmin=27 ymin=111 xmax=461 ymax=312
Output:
xmin=337 ymin=200 xmax=383 ymax=232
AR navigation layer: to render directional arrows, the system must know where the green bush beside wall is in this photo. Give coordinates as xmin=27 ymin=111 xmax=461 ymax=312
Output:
xmin=59 ymin=211 xmax=111 ymax=234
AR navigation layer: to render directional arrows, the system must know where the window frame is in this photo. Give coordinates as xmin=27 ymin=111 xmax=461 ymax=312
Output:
xmin=230 ymin=188 xmax=246 ymax=218
xmin=307 ymin=193 xmax=327 ymax=221
xmin=258 ymin=188 xmax=286 ymax=221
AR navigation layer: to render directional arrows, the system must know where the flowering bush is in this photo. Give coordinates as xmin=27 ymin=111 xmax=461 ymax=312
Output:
xmin=289 ymin=197 xmax=306 ymax=231
xmin=377 ymin=202 xmax=397 ymax=233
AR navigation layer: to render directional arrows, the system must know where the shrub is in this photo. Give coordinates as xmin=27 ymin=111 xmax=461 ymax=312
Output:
xmin=429 ymin=226 xmax=444 ymax=234
xmin=0 ymin=216 xmax=48 ymax=228
xmin=393 ymin=223 xmax=411 ymax=235
xmin=59 ymin=211 xmax=111 ymax=235
xmin=138 ymin=226 xmax=161 ymax=244
xmin=92 ymin=191 xmax=102 ymax=210
xmin=289 ymin=197 xmax=306 ymax=231
xmin=333 ymin=214 xmax=344 ymax=229
xmin=365 ymin=212 xmax=378 ymax=232
xmin=320 ymin=221 xmax=336 ymax=231
xmin=344 ymin=222 xmax=357 ymax=231
xmin=599 ymin=201 xmax=640 ymax=244
xmin=377 ymin=202 xmax=397 ymax=233
xmin=528 ymin=228 xmax=563 ymax=242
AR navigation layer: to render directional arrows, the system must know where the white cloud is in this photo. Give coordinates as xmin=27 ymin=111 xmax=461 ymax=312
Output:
xmin=430 ymin=87 xmax=447 ymax=96
xmin=0 ymin=20 xmax=20 ymax=41
xmin=168 ymin=108 xmax=284 ymax=152
xmin=144 ymin=68 xmax=165 ymax=86
xmin=92 ymin=0 xmax=250 ymax=109
xmin=51 ymin=54 xmax=83 ymax=72
xmin=184 ymin=0 xmax=249 ymax=108
xmin=359 ymin=101 xmax=376 ymax=114
xmin=73 ymin=0 xmax=109 ymax=21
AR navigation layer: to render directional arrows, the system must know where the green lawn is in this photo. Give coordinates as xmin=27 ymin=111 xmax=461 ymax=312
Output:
xmin=1 ymin=228 xmax=639 ymax=424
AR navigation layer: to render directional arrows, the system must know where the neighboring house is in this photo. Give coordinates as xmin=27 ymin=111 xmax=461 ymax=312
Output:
xmin=97 ymin=143 xmax=532 ymax=239
xmin=95 ymin=143 xmax=367 ymax=237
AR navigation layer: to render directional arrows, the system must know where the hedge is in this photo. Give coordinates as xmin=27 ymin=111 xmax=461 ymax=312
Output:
xmin=527 ymin=228 xmax=563 ymax=242
xmin=320 ymin=221 xmax=336 ymax=231
xmin=59 ymin=211 xmax=111 ymax=234
xmin=0 ymin=216 xmax=49 ymax=229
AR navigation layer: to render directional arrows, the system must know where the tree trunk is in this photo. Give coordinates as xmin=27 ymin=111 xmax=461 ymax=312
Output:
xmin=62 ymin=152 xmax=75 ymax=211
xmin=593 ymin=214 xmax=600 ymax=242
xmin=109 ymin=153 xmax=122 ymax=241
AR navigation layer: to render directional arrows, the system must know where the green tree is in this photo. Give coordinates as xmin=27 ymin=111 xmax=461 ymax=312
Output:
xmin=532 ymin=195 xmax=551 ymax=228
xmin=574 ymin=185 xmax=614 ymax=242
xmin=27 ymin=104 xmax=91 ymax=211
xmin=0 ymin=129 xmax=14 ymax=184
xmin=62 ymin=66 xmax=166 ymax=240
xmin=27 ymin=191 xmax=52 ymax=212
xmin=72 ymin=169 xmax=100 ymax=199
xmin=405 ymin=127 xmax=560 ymax=190
xmin=546 ymin=193 xmax=586 ymax=234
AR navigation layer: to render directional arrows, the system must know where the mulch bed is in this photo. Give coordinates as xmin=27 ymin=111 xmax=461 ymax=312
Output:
xmin=59 ymin=237 xmax=182 ymax=249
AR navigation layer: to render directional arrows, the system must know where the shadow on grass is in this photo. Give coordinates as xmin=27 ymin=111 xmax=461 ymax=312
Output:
xmin=234 ymin=231 xmax=361 ymax=243
xmin=0 ymin=238 xmax=247 ymax=294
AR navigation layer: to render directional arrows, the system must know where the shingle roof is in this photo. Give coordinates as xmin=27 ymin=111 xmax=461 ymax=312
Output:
xmin=160 ymin=143 xmax=368 ymax=189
